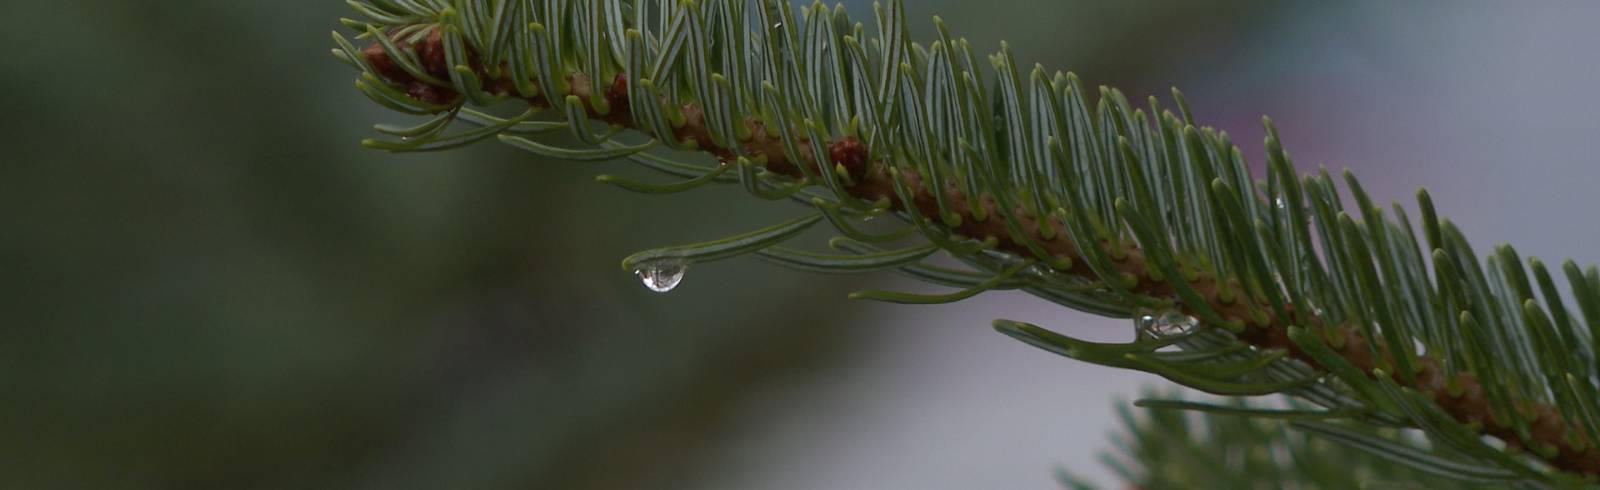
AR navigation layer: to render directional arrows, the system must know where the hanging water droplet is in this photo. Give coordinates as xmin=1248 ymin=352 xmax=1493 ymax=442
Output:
xmin=635 ymin=260 xmax=687 ymax=293
xmin=1030 ymin=263 xmax=1061 ymax=279
xmin=1274 ymin=197 xmax=1287 ymax=209
xmin=1135 ymin=309 xmax=1197 ymax=340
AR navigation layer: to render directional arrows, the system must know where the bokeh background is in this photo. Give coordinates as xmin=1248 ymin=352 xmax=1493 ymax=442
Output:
xmin=6 ymin=1 xmax=1599 ymax=488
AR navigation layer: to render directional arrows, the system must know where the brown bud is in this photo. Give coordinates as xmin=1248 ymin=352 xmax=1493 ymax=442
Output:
xmin=829 ymin=136 xmax=868 ymax=181
xmin=605 ymin=74 xmax=631 ymax=113
xmin=415 ymin=29 xmax=449 ymax=79
xmin=406 ymin=82 xmax=457 ymax=106
xmin=362 ymin=42 xmax=408 ymax=84
xmin=360 ymin=28 xmax=459 ymax=108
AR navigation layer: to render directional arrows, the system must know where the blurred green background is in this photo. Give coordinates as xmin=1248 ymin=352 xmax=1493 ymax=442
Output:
xmin=6 ymin=1 xmax=1598 ymax=489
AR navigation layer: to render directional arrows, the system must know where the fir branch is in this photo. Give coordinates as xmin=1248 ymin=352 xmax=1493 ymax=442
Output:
xmin=331 ymin=1 xmax=1600 ymax=485
xmin=1063 ymin=390 xmax=1510 ymax=489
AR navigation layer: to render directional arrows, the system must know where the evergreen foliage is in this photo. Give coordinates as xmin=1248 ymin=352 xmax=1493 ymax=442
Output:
xmin=1064 ymin=391 xmax=1503 ymax=489
xmin=331 ymin=1 xmax=1600 ymax=486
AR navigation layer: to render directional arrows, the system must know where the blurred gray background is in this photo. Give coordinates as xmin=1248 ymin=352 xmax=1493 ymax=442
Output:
xmin=4 ymin=1 xmax=1597 ymax=488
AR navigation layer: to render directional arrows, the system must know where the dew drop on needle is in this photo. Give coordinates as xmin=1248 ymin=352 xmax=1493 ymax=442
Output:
xmin=635 ymin=260 xmax=687 ymax=293
xmin=1135 ymin=309 xmax=1197 ymax=340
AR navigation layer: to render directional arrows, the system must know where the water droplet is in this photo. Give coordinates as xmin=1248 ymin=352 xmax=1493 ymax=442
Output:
xmin=635 ymin=260 xmax=687 ymax=293
xmin=1029 ymin=264 xmax=1060 ymax=278
xmin=771 ymin=21 xmax=783 ymax=30
xmin=1274 ymin=197 xmax=1287 ymax=209
xmin=1135 ymin=309 xmax=1197 ymax=340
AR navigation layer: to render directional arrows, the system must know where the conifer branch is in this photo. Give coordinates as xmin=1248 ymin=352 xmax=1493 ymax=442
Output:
xmin=332 ymin=1 xmax=1600 ymax=485
xmin=1063 ymin=390 xmax=1511 ymax=489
